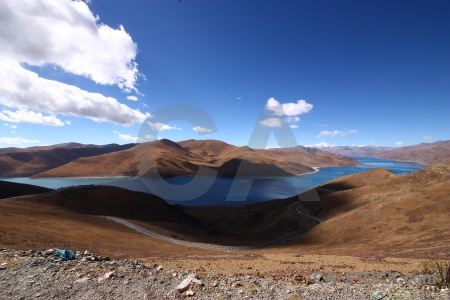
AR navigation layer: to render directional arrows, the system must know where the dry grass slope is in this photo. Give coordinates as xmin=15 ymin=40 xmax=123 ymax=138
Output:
xmin=290 ymin=159 xmax=450 ymax=257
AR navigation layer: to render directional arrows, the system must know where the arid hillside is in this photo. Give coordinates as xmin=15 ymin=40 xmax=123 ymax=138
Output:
xmin=0 ymin=143 xmax=136 ymax=177
xmin=288 ymin=158 xmax=450 ymax=257
xmin=321 ymin=140 xmax=450 ymax=164
xmin=0 ymin=184 xmax=313 ymax=249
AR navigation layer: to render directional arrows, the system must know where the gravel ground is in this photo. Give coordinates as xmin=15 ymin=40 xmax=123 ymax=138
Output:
xmin=1 ymin=248 xmax=448 ymax=300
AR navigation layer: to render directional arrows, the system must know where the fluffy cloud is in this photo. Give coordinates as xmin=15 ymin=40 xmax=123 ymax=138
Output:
xmin=0 ymin=60 xmax=149 ymax=126
xmin=317 ymin=129 xmax=359 ymax=138
xmin=0 ymin=0 xmax=139 ymax=91
xmin=0 ymin=1 xmax=149 ymax=128
xmin=192 ymin=126 xmax=212 ymax=133
xmin=395 ymin=141 xmax=404 ymax=146
xmin=259 ymin=117 xmax=282 ymax=128
xmin=0 ymin=137 xmax=40 ymax=145
xmin=127 ymin=96 xmax=138 ymax=101
xmin=113 ymin=131 xmax=142 ymax=142
xmin=289 ymin=124 xmax=299 ymax=129
xmin=0 ymin=109 xmax=64 ymax=126
xmin=266 ymin=97 xmax=313 ymax=117
xmin=421 ymin=135 xmax=432 ymax=140
xmin=147 ymin=122 xmax=182 ymax=131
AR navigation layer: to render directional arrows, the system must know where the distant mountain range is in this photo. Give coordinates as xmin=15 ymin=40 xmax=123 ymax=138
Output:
xmin=0 ymin=143 xmax=137 ymax=177
xmin=319 ymin=140 xmax=450 ymax=164
xmin=1 ymin=139 xmax=448 ymax=178
xmin=0 ymin=139 xmax=357 ymax=178
xmin=32 ymin=139 xmax=357 ymax=178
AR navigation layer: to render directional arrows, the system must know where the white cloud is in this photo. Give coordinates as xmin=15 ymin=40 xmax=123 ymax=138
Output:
xmin=3 ymin=123 xmax=17 ymax=129
xmin=113 ymin=131 xmax=142 ymax=142
xmin=395 ymin=141 xmax=404 ymax=146
xmin=127 ymin=96 xmax=138 ymax=101
xmin=0 ymin=60 xmax=149 ymax=126
xmin=421 ymin=135 xmax=432 ymax=140
xmin=266 ymin=97 xmax=313 ymax=117
xmin=147 ymin=122 xmax=182 ymax=131
xmin=306 ymin=142 xmax=336 ymax=148
xmin=290 ymin=124 xmax=299 ymax=129
xmin=0 ymin=137 xmax=40 ymax=145
xmin=287 ymin=116 xmax=300 ymax=123
xmin=192 ymin=126 xmax=212 ymax=133
xmin=317 ymin=129 xmax=359 ymax=138
xmin=0 ymin=0 xmax=140 ymax=92
xmin=259 ymin=117 xmax=282 ymax=128
xmin=0 ymin=109 xmax=64 ymax=126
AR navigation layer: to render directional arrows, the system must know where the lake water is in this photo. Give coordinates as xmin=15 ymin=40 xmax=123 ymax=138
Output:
xmin=2 ymin=157 xmax=425 ymax=205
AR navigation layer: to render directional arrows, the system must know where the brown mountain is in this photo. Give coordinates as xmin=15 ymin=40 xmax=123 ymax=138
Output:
xmin=0 ymin=143 xmax=136 ymax=177
xmin=260 ymin=146 xmax=360 ymax=167
xmin=291 ymin=158 xmax=450 ymax=256
xmin=34 ymin=139 xmax=315 ymax=178
xmin=321 ymin=140 xmax=450 ymax=164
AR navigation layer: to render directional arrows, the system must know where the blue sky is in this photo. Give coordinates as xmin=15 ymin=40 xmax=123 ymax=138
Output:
xmin=0 ymin=0 xmax=449 ymax=148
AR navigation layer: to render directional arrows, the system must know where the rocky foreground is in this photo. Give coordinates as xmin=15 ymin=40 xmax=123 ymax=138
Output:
xmin=0 ymin=249 xmax=448 ymax=300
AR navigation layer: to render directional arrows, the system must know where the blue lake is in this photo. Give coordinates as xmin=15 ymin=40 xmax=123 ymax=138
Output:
xmin=2 ymin=157 xmax=425 ymax=205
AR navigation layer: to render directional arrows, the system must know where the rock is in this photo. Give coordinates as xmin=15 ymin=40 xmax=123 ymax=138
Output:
xmin=176 ymin=275 xmax=193 ymax=292
xmin=156 ymin=265 xmax=163 ymax=271
xmin=185 ymin=290 xmax=195 ymax=297
xmin=371 ymin=290 xmax=386 ymax=299
xmin=75 ymin=277 xmax=90 ymax=284
xmin=98 ymin=271 xmax=115 ymax=282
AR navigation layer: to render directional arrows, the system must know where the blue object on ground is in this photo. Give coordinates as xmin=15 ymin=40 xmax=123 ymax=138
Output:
xmin=53 ymin=248 xmax=75 ymax=261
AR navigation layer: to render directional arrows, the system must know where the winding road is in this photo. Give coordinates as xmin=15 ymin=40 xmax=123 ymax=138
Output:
xmin=103 ymin=202 xmax=321 ymax=252
xmin=0 ymin=190 xmax=322 ymax=252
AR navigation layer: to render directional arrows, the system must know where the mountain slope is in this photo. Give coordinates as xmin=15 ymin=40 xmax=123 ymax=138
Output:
xmin=291 ymin=159 xmax=450 ymax=256
xmin=0 ymin=144 xmax=137 ymax=177
xmin=34 ymin=139 xmax=315 ymax=178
